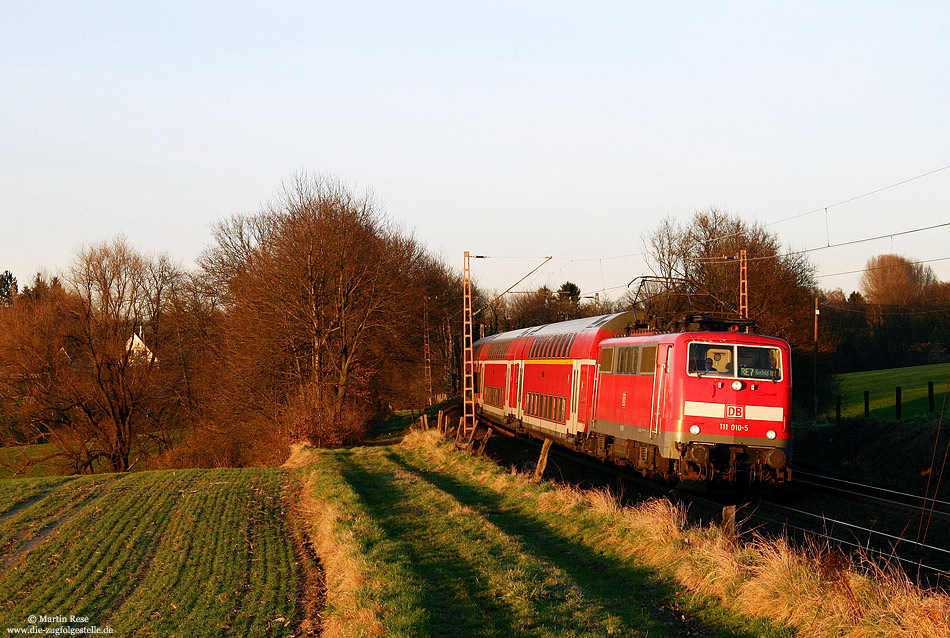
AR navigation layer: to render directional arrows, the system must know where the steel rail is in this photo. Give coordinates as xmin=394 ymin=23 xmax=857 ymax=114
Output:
xmin=796 ymin=470 xmax=950 ymax=510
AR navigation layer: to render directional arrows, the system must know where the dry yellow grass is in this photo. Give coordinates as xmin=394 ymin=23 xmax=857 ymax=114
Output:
xmin=402 ymin=430 xmax=950 ymax=638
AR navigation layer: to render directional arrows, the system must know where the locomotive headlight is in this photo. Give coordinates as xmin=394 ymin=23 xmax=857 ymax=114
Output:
xmin=731 ymin=380 xmax=744 ymax=391
xmin=689 ymin=425 xmax=701 ymax=435
xmin=766 ymin=430 xmax=777 ymax=440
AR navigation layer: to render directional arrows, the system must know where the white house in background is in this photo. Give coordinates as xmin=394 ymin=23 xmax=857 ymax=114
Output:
xmin=126 ymin=332 xmax=156 ymax=365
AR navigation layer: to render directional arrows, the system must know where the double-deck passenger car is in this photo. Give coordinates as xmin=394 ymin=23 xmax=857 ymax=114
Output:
xmin=473 ymin=311 xmax=791 ymax=486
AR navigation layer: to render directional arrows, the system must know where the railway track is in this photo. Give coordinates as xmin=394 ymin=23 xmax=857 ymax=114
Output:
xmin=794 ymin=470 xmax=950 ymax=522
xmin=767 ymin=470 xmax=950 ymax=586
xmin=470 ymin=419 xmax=950 ymax=588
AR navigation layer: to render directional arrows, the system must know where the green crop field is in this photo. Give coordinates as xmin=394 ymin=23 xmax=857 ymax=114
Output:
xmin=831 ymin=362 xmax=950 ymax=419
xmin=0 ymin=468 xmax=297 ymax=636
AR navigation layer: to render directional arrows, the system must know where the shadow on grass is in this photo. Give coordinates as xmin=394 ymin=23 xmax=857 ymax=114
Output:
xmin=336 ymin=454 xmax=527 ymax=637
xmin=338 ymin=446 xmax=790 ymax=638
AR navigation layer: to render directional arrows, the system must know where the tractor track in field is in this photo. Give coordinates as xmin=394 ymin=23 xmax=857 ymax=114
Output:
xmin=286 ymin=475 xmax=327 ymax=637
xmin=0 ymin=474 xmax=128 ymax=572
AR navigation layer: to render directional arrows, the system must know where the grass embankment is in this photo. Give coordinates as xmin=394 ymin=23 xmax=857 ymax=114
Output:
xmin=294 ymin=430 xmax=950 ymax=638
xmin=832 ymin=362 xmax=950 ymax=420
xmin=0 ymin=468 xmax=297 ymax=636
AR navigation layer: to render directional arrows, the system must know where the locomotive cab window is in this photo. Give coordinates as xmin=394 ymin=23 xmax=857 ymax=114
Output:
xmin=688 ymin=342 xmax=782 ymax=380
xmin=688 ymin=344 xmax=731 ymax=375
xmin=737 ymin=345 xmax=782 ymax=380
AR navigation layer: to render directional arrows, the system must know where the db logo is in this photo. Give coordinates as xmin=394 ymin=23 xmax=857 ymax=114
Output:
xmin=726 ymin=405 xmax=745 ymax=419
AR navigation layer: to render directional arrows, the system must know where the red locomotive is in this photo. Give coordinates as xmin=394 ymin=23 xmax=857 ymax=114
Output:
xmin=473 ymin=311 xmax=791 ymax=486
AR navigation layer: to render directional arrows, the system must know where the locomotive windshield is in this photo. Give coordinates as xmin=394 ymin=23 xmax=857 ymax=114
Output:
xmin=687 ymin=342 xmax=782 ymax=381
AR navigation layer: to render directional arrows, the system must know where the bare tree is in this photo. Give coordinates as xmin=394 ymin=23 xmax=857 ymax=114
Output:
xmin=642 ymin=208 xmax=817 ymax=349
xmin=0 ymin=239 xmax=182 ymax=473
xmin=200 ymin=174 xmax=440 ymax=446
xmin=859 ymin=254 xmax=936 ymax=308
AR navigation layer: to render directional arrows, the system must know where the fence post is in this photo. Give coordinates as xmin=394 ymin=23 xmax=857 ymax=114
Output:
xmin=896 ymin=387 xmax=902 ymax=421
xmin=929 ymin=382 xmax=935 ymax=413
xmin=534 ymin=439 xmax=553 ymax=482
xmin=864 ymin=391 xmax=870 ymax=420
xmin=722 ymin=505 xmax=737 ymax=541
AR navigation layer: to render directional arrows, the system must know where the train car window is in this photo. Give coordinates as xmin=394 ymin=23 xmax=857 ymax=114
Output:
xmin=487 ymin=339 xmax=510 ymax=360
xmin=617 ymin=347 xmax=639 ymax=375
xmin=599 ymin=347 xmax=614 ymax=374
xmin=737 ymin=345 xmax=782 ymax=381
xmin=639 ymin=345 xmax=657 ymax=375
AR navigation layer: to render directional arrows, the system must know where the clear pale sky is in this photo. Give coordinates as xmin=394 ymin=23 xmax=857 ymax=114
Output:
xmin=3 ymin=2 xmax=949 ymax=300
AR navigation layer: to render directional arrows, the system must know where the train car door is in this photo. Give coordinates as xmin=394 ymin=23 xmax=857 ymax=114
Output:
xmin=650 ymin=345 xmax=672 ymax=438
xmin=569 ymin=360 xmax=581 ymax=432
xmin=504 ymin=363 xmax=511 ymax=417
xmin=517 ymin=362 xmax=525 ymax=420
xmin=509 ymin=363 xmax=519 ymax=415
xmin=576 ymin=364 xmax=594 ymax=430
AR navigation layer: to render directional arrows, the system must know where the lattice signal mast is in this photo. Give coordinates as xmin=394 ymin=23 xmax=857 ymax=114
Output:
xmin=739 ymin=249 xmax=749 ymax=332
xmin=462 ymin=251 xmax=476 ymax=435
xmin=423 ymin=296 xmax=432 ymax=406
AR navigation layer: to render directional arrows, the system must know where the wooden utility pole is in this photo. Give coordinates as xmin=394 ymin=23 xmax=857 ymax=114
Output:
xmin=462 ymin=251 xmax=476 ymax=437
xmin=813 ymin=295 xmax=819 ymax=418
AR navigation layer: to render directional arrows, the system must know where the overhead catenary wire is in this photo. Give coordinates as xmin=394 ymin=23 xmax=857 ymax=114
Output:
xmin=688 ymin=220 xmax=950 ymax=265
xmin=819 ymin=302 xmax=950 ymax=316
xmin=768 ymin=164 xmax=950 ymax=227
xmin=473 ymin=256 xmax=552 ymax=316
xmin=471 ymin=165 xmax=950 ymax=299
xmin=817 ymin=256 xmax=950 ymax=279
xmin=690 ymin=163 xmax=950 ymax=248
